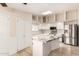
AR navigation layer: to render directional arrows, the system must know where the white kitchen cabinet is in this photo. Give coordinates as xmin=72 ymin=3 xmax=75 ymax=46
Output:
xmin=45 ymin=16 xmax=49 ymax=23
xmin=32 ymin=25 xmax=38 ymax=31
xmin=38 ymin=16 xmax=43 ymax=24
xmin=48 ymin=14 xmax=55 ymax=23
xmin=32 ymin=15 xmax=56 ymax=24
xmin=38 ymin=16 xmax=49 ymax=24
xmin=42 ymin=16 xmax=47 ymax=23
xmin=32 ymin=15 xmax=38 ymax=24
xmin=33 ymin=38 xmax=59 ymax=56
xmin=42 ymin=15 xmax=53 ymax=24
xmin=32 ymin=15 xmax=43 ymax=24
xmin=43 ymin=39 xmax=59 ymax=56
xmin=56 ymin=13 xmax=65 ymax=22
xmin=33 ymin=40 xmax=43 ymax=56
xmin=66 ymin=9 xmax=78 ymax=21
xmin=38 ymin=24 xmax=50 ymax=30
xmin=57 ymin=22 xmax=64 ymax=29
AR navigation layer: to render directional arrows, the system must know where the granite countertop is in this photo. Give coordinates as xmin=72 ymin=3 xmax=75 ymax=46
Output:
xmin=32 ymin=33 xmax=62 ymax=43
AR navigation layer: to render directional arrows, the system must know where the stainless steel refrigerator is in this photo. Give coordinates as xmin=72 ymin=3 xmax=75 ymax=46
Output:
xmin=77 ymin=25 xmax=79 ymax=46
xmin=64 ymin=24 xmax=78 ymax=46
xmin=64 ymin=24 xmax=72 ymax=45
xmin=71 ymin=24 xmax=78 ymax=46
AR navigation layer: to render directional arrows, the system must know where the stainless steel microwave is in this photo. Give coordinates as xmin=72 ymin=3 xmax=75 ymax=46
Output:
xmin=50 ymin=27 xmax=57 ymax=30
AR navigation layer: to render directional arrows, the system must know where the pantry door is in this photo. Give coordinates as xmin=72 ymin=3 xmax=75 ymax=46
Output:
xmin=16 ymin=19 xmax=25 ymax=51
xmin=24 ymin=20 xmax=32 ymax=48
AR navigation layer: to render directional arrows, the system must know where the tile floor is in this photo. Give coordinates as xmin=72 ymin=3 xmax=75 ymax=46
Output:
xmin=15 ymin=43 xmax=79 ymax=56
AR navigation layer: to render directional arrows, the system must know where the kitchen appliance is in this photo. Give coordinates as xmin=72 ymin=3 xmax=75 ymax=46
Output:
xmin=50 ymin=27 xmax=56 ymax=30
xmin=64 ymin=24 xmax=78 ymax=46
xmin=64 ymin=24 xmax=72 ymax=44
xmin=71 ymin=24 xmax=78 ymax=46
xmin=77 ymin=25 xmax=79 ymax=46
xmin=50 ymin=27 xmax=57 ymax=34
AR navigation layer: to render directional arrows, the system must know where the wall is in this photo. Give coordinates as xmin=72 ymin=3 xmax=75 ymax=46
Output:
xmin=78 ymin=8 xmax=79 ymax=25
xmin=0 ymin=7 xmax=32 ymax=55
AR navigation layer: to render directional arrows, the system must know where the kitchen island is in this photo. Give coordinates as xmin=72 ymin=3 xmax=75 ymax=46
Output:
xmin=32 ymin=34 xmax=61 ymax=56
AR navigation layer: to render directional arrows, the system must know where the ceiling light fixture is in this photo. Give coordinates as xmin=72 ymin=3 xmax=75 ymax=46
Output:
xmin=42 ymin=11 xmax=52 ymax=15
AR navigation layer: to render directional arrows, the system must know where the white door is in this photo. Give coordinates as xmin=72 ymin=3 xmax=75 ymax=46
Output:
xmin=0 ymin=14 xmax=10 ymax=55
xmin=16 ymin=19 xmax=25 ymax=51
xmin=24 ymin=20 xmax=32 ymax=48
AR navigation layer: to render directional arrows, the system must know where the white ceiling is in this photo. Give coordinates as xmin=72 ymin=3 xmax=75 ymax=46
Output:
xmin=4 ymin=3 xmax=79 ymax=15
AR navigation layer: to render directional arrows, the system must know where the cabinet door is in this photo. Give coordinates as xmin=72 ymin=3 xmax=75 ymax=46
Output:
xmin=38 ymin=16 xmax=43 ymax=24
xmin=33 ymin=40 xmax=43 ymax=56
xmin=49 ymin=15 xmax=55 ymax=23
xmin=43 ymin=16 xmax=47 ymax=23
xmin=66 ymin=10 xmax=77 ymax=21
xmin=56 ymin=13 xmax=65 ymax=22
xmin=16 ymin=19 xmax=25 ymax=51
xmin=32 ymin=15 xmax=38 ymax=24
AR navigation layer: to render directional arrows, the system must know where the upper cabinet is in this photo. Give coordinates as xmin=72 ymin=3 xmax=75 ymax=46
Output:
xmin=55 ymin=9 xmax=78 ymax=22
xmin=32 ymin=15 xmax=43 ymax=24
xmin=32 ymin=9 xmax=78 ymax=24
xmin=55 ymin=12 xmax=65 ymax=22
xmin=32 ymin=14 xmax=56 ymax=24
xmin=32 ymin=15 xmax=38 ymax=24
xmin=48 ymin=14 xmax=55 ymax=23
xmin=42 ymin=16 xmax=47 ymax=23
xmin=42 ymin=16 xmax=50 ymax=23
xmin=42 ymin=15 xmax=55 ymax=23
xmin=66 ymin=9 xmax=78 ymax=21
xmin=38 ymin=16 xmax=43 ymax=24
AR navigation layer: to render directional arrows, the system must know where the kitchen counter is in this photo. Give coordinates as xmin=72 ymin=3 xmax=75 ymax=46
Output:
xmin=32 ymin=33 xmax=61 ymax=56
xmin=32 ymin=33 xmax=61 ymax=43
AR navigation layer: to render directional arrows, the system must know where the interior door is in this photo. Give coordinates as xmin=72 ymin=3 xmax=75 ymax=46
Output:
xmin=0 ymin=14 xmax=10 ymax=55
xmin=24 ymin=20 xmax=32 ymax=48
xmin=16 ymin=19 xmax=25 ymax=51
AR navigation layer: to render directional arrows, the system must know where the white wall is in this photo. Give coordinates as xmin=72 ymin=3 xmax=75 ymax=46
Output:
xmin=0 ymin=7 xmax=32 ymax=55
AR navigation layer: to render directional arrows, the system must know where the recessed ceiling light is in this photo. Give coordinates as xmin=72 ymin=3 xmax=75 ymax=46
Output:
xmin=42 ymin=11 xmax=52 ymax=15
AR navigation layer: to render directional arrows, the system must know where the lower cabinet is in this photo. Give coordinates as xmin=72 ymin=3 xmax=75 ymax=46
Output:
xmin=33 ymin=40 xmax=43 ymax=56
xmin=43 ymin=39 xmax=60 ymax=56
xmin=33 ymin=39 xmax=60 ymax=56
